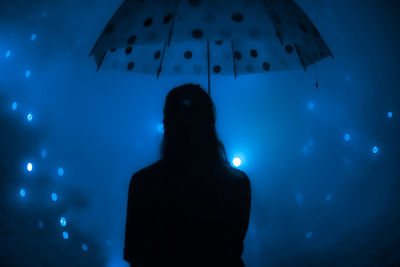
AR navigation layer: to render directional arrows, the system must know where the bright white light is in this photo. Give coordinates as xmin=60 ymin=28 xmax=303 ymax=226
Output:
xmin=372 ymin=146 xmax=379 ymax=154
xmin=25 ymin=70 xmax=31 ymax=78
xmin=20 ymin=188 xmax=26 ymax=197
xmin=51 ymin=193 xmax=58 ymax=202
xmin=82 ymin=244 xmax=88 ymax=252
xmin=344 ymin=134 xmax=350 ymax=142
xmin=5 ymin=50 xmax=11 ymax=58
xmin=31 ymin=34 xmax=37 ymax=41
xmin=58 ymin=168 xmax=64 ymax=176
xmin=11 ymin=102 xmax=18 ymax=111
xmin=232 ymin=157 xmax=241 ymax=167
xmin=62 ymin=231 xmax=69 ymax=239
xmin=387 ymin=112 xmax=393 ymax=118
xmin=60 ymin=217 xmax=67 ymax=227
xmin=27 ymin=113 xmax=33 ymax=122
xmin=27 ymin=163 xmax=33 ymax=172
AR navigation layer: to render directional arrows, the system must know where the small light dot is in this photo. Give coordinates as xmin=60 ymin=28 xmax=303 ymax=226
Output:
xmin=25 ymin=70 xmax=31 ymax=78
xmin=62 ymin=231 xmax=69 ymax=239
xmin=344 ymin=134 xmax=350 ymax=142
xmin=58 ymin=168 xmax=64 ymax=177
xmin=307 ymin=101 xmax=315 ymax=110
xmin=325 ymin=194 xmax=332 ymax=201
xmin=60 ymin=217 xmax=67 ymax=227
xmin=41 ymin=149 xmax=47 ymax=158
xmin=31 ymin=34 xmax=37 ymax=41
xmin=5 ymin=50 xmax=11 ymax=58
xmin=38 ymin=221 xmax=44 ymax=228
xmin=372 ymin=146 xmax=379 ymax=154
xmin=387 ymin=112 xmax=393 ymax=118
xmin=11 ymin=102 xmax=18 ymax=111
xmin=232 ymin=157 xmax=241 ymax=167
xmin=157 ymin=123 xmax=164 ymax=134
xmin=82 ymin=244 xmax=88 ymax=252
xmin=51 ymin=193 xmax=58 ymax=202
xmin=20 ymin=188 xmax=26 ymax=197
xmin=306 ymin=232 xmax=313 ymax=238
xmin=27 ymin=113 xmax=33 ymax=122
xmin=27 ymin=163 xmax=33 ymax=172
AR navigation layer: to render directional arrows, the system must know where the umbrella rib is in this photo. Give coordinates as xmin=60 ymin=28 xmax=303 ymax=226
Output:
xmin=231 ymin=41 xmax=237 ymax=79
xmin=294 ymin=44 xmax=307 ymax=71
xmin=96 ymin=50 xmax=107 ymax=71
xmin=157 ymin=0 xmax=180 ymax=78
xmin=207 ymin=40 xmax=211 ymax=96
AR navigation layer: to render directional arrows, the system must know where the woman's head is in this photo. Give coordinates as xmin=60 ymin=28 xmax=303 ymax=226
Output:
xmin=160 ymin=84 xmax=229 ymax=170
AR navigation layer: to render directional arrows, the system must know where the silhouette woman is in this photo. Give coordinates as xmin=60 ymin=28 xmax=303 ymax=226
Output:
xmin=124 ymin=84 xmax=251 ymax=267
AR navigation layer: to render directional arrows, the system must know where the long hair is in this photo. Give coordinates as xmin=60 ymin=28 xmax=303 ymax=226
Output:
xmin=160 ymin=84 xmax=230 ymax=173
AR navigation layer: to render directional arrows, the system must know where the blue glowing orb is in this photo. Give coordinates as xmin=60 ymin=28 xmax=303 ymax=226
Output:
xmin=51 ymin=193 xmax=58 ymax=202
xmin=62 ymin=231 xmax=69 ymax=239
xmin=387 ymin=112 xmax=393 ymax=118
xmin=11 ymin=102 xmax=18 ymax=111
xmin=344 ymin=134 xmax=351 ymax=142
xmin=157 ymin=123 xmax=164 ymax=134
xmin=25 ymin=70 xmax=31 ymax=78
xmin=82 ymin=244 xmax=88 ymax=252
xmin=20 ymin=188 xmax=26 ymax=197
xmin=41 ymin=149 xmax=47 ymax=158
xmin=5 ymin=50 xmax=11 ymax=58
xmin=372 ymin=146 xmax=379 ymax=154
xmin=27 ymin=162 xmax=33 ymax=172
xmin=38 ymin=221 xmax=44 ymax=228
xmin=232 ymin=157 xmax=241 ymax=167
xmin=60 ymin=217 xmax=67 ymax=227
xmin=306 ymin=232 xmax=313 ymax=239
xmin=27 ymin=113 xmax=33 ymax=122
xmin=307 ymin=101 xmax=315 ymax=110
xmin=31 ymin=34 xmax=37 ymax=41
xmin=58 ymin=167 xmax=64 ymax=176
xmin=325 ymin=194 xmax=332 ymax=201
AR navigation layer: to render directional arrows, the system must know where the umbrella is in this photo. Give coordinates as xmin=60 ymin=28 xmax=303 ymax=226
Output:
xmin=89 ymin=0 xmax=333 ymax=95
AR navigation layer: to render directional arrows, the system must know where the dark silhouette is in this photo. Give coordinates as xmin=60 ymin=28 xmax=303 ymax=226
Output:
xmin=124 ymin=84 xmax=251 ymax=267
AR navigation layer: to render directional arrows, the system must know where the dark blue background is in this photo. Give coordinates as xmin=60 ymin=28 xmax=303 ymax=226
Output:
xmin=0 ymin=0 xmax=399 ymax=266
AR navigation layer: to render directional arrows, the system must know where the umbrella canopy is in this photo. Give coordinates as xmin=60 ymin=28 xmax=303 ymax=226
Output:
xmin=89 ymin=0 xmax=333 ymax=93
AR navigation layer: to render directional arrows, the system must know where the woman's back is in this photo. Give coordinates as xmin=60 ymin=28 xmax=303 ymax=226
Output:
xmin=124 ymin=159 xmax=251 ymax=267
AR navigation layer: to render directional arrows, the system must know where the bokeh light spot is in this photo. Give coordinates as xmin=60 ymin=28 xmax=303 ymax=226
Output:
xmin=232 ymin=157 xmax=241 ymax=167
xmin=51 ymin=193 xmax=58 ymax=202
xmin=387 ymin=112 xmax=393 ymax=118
xmin=58 ymin=168 xmax=64 ymax=176
xmin=20 ymin=188 xmax=26 ymax=197
xmin=31 ymin=34 xmax=37 ymax=41
xmin=5 ymin=50 xmax=11 ymax=58
xmin=82 ymin=244 xmax=88 ymax=252
xmin=344 ymin=134 xmax=350 ymax=142
xmin=372 ymin=146 xmax=379 ymax=154
xmin=307 ymin=101 xmax=315 ymax=110
xmin=41 ymin=149 xmax=47 ymax=158
xmin=25 ymin=70 xmax=31 ymax=78
xmin=62 ymin=231 xmax=69 ymax=239
xmin=11 ymin=102 xmax=18 ymax=111
xmin=60 ymin=217 xmax=67 ymax=227
xmin=157 ymin=123 xmax=164 ymax=134
xmin=38 ymin=221 xmax=44 ymax=228
xmin=27 ymin=162 xmax=33 ymax=172
xmin=325 ymin=193 xmax=332 ymax=201
xmin=27 ymin=113 xmax=33 ymax=122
